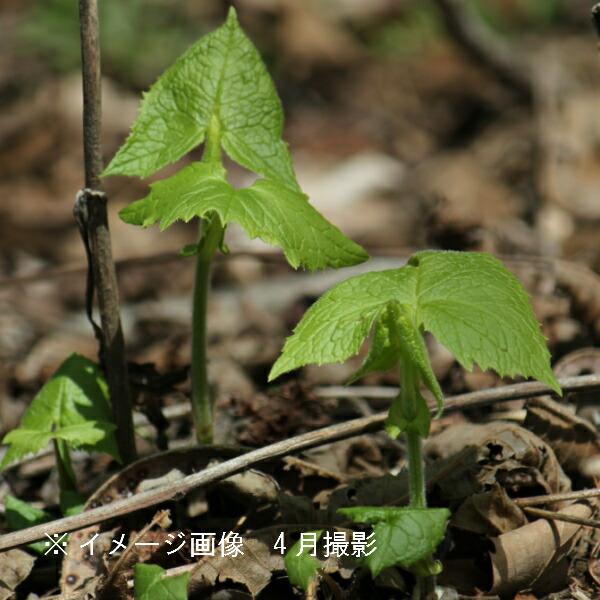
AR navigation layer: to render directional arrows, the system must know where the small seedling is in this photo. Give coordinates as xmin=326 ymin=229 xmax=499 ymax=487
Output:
xmin=273 ymin=250 xmax=561 ymax=590
xmin=1 ymin=353 xmax=119 ymax=512
xmin=104 ymin=8 xmax=368 ymax=443
xmin=134 ymin=563 xmax=190 ymax=600
xmin=284 ymin=531 xmax=324 ymax=591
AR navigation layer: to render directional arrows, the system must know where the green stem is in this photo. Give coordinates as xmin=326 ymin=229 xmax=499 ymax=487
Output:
xmin=191 ymin=216 xmax=223 ymax=443
xmin=53 ymin=439 xmax=77 ymax=492
xmin=405 ymin=430 xmax=426 ymax=508
xmin=399 ymin=358 xmax=426 ymax=509
xmin=190 ymin=113 xmax=223 ymax=444
xmin=399 ymin=357 xmax=435 ymax=599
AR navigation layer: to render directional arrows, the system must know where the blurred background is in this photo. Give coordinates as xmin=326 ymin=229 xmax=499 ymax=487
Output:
xmin=1 ymin=0 xmax=600 ymax=445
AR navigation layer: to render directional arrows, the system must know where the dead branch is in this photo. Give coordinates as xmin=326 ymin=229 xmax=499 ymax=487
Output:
xmin=78 ymin=0 xmax=136 ymax=463
xmin=515 ymin=488 xmax=600 ymax=507
xmin=0 ymin=374 xmax=598 ymax=552
xmin=522 ymin=506 xmax=600 ymax=529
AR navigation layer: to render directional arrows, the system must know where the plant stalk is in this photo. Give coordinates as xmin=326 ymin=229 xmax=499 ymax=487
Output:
xmin=78 ymin=0 xmax=137 ymax=463
xmin=191 ymin=217 xmax=223 ymax=443
xmin=399 ymin=359 xmax=426 ymax=509
xmin=53 ymin=439 xmax=77 ymax=493
xmin=190 ymin=115 xmax=224 ymax=444
xmin=399 ymin=358 xmax=435 ymax=599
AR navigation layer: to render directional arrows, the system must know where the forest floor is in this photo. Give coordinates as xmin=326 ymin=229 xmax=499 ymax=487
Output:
xmin=1 ymin=1 xmax=600 ymax=598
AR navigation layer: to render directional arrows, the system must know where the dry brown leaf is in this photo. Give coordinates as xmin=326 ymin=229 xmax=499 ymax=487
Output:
xmin=524 ymin=396 xmax=600 ymax=476
xmin=452 ymin=483 xmax=527 ymax=536
xmin=490 ymin=503 xmax=593 ymax=596
xmin=426 ymin=422 xmax=570 ymax=501
xmin=60 ymin=446 xmax=245 ymax=594
xmin=190 ymin=534 xmax=282 ymax=597
xmin=97 ymin=510 xmax=172 ymax=600
xmin=0 ymin=549 xmax=34 ymax=600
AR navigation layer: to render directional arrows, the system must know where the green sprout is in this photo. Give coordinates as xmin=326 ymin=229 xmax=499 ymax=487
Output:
xmin=103 ymin=8 xmax=368 ymax=443
xmin=273 ymin=250 xmax=561 ymax=590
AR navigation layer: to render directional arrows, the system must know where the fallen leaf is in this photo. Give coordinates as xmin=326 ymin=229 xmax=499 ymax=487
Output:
xmin=489 ymin=503 xmax=593 ymax=596
xmin=524 ymin=396 xmax=600 ymax=476
xmin=0 ymin=549 xmax=35 ymax=600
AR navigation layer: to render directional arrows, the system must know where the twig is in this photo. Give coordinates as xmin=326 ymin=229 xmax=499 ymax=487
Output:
xmin=317 ymin=373 xmax=600 ymax=403
xmin=432 ymin=0 xmax=533 ymax=103
xmin=78 ymin=0 xmax=136 ymax=463
xmin=523 ymin=506 xmax=600 ymax=529
xmin=101 ymin=510 xmax=170 ymax=595
xmin=515 ymin=488 xmax=600 ymax=507
xmin=4 ymin=374 xmax=600 ymax=473
xmin=0 ymin=374 xmax=598 ymax=552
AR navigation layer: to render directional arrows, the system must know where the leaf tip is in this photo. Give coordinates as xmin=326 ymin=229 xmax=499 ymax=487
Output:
xmin=226 ymin=5 xmax=239 ymax=24
xmin=546 ymin=373 xmax=563 ymax=397
xmin=267 ymin=364 xmax=282 ymax=382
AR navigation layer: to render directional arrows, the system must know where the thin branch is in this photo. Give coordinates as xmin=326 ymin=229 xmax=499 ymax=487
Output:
xmin=318 ymin=373 xmax=600 ymax=403
xmin=432 ymin=0 xmax=533 ymax=103
xmin=0 ymin=374 xmax=598 ymax=552
xmin=515 ymin=488 xmax=600 ymax=507
xmin=523 ymin=506 xmax=600 ymax=529
xmin=8 ymin=374 xmax=600 ymax=472
xmin=78 ymin=0 xmax=136 ymax=463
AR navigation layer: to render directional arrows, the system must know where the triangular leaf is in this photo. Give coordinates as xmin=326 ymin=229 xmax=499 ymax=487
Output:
xmin=1 ymin=354 xmax=120 ymax=468
xmin=269 ymin=268 xmax=417 ymax=381
xmin=270 ymin=251 xmax=560 ymax=398
xmin=104 ymin=8 xmax=297 ymax=190
xmin=409 ymin=251 xmax=559 ymax=394
xmin=120 ymin=161 xmax=368 ymax=271
xmin=339 ymin=506 xmax=450 ymax=577
xmin=134 ymin=563 xmax=190 ymax=600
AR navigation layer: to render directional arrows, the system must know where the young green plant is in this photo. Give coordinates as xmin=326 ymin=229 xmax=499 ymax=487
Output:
xmin=272 ymin=250 xmax=561 ymax=586
xmin=103 ymin=8 xmax=368 ymax=444
xmin=1 ymin=354 xmax=120 ymax=513
xmin=134 ymin=563 xmax=190 ymax=600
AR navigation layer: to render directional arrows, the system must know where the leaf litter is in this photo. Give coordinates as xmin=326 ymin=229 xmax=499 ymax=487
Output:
xmin=1 ymin=1 xmax=600 ymax=599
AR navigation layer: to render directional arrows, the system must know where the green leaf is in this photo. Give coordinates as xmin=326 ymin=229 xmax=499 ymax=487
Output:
xmin=339 ymin=506 xmax=450 ymax=577
xmin=348 ymin=303 xmax=402 ymax=384
xmin=350 ymin=301 xmax=443 ymax=424
xmin=4 ymin=495 xmax=52 ymax=554
xmin=120 ymin=161 xmax=368 ymax=271
xmin=284 ymin=531 xmax=323 ymax=591
xmin=180 ymin=243 xmax=201 ymax=257
xmin=103 ymin=8 xmax=297 ymax=190
xmin=1 ymin=354 xmax=119 ymax=468
xmin=386 ymin=387 xmax=431 ymax=438
xmin=270 ymin=268 xmax=417 ymax=381
xmin=134 ymin=563 xmax=190 ymax=600
xmin=270 ymin=251 xmax=560 ymax=398
xmin=60 ymin=490 xmax=87 ymax=516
